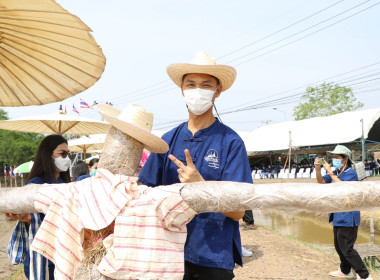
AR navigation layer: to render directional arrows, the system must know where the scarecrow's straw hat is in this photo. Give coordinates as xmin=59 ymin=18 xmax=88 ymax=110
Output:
xmin=97 ymin=104 xmax=168 ymax=153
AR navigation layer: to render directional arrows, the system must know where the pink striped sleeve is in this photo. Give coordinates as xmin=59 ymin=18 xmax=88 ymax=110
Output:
xmin=153 ymin=186 xmax=196 ymax=231
xmin=77 ymin=168 xmax=134 ymax=230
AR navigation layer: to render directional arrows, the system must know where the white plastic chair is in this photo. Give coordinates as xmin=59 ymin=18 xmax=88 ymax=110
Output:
xmin=254 ymin=170 xmax=262 ymax=179
xmin=310 ymin=169 xmax=317 ymax=178
xmin=251 ymin=170 xmax=256 ymax=180
xmin=302 ymin=168 xmax=311 ymax=178
xmin=321 ymin=168 xmax=327 ymax=176
xmin=283 ymin=168 xmax=290 ymax=179
xmin=296 ymin=168 xmax=304 ymax=178
xmin=288 ymin=168 xmax=297 ymax=179
xmin=278 ymin=168 xmax=285 ymax=179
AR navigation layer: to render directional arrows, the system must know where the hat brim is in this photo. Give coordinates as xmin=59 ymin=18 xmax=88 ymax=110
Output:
xmin=97 ymin=104 xmax=168 ymax=154
xmin=327 ymin=150 xmax=354 ymax=163
xmin=167 ymin=63 xmax=236 ymax=92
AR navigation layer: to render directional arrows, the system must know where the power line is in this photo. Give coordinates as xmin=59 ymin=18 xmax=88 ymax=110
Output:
xmin=153 ymin=65 xmax=380 ymax=129
xmin=222 ymin=61 xmax=380 ymax=112
xmin=233 ymin=1 xmax=380 ymax=66
xmin=107 ymin=1 xmax=378 ymax=106
xmin=217 ymin=0 xmax=345 ymax=60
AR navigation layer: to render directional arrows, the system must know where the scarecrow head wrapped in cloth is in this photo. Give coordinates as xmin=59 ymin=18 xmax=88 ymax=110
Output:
xmin=2 ymin=104 xmax=380 ymax=280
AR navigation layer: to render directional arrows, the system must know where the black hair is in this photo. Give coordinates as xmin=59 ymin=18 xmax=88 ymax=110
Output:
xmin=72 ymin=161 xmax=90 ymax=181
xmin=340 ymin=155 xmax=352 ymax=167
xmin=181 ymin=73 xmax=220 ymax=86
xmin=27 ymin=135 xmax=71 ymax=183
xmin=89 ymin=158 xmax=99 ymax=167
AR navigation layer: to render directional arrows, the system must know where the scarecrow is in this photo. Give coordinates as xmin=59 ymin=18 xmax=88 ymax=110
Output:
xmin=1 ymin=104 xmax=380 ymax=280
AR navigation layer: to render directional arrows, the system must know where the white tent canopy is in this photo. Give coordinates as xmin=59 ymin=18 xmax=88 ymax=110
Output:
xmin=68 ymin=134 xmax=106 ymax=153
xmin=244 ymin=108 xmax=380 ymax=154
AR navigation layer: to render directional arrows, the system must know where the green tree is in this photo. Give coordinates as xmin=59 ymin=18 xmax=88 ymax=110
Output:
xmin=0 ymin=108 xmax=44 ymax=168
xmin=293 ymin=82 xmax=364 ymax=120
xmin=0 ymin=109 xmax=8 ymax=120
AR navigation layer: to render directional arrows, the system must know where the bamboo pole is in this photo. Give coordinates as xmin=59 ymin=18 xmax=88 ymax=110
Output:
xmin=2 ymin=181 xmax=380 ymax=215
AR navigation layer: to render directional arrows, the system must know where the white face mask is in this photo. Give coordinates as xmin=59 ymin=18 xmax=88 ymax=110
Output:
xmin=183 ymin=88 xmax=216 ymax=115
xmin=53 ymin=156 xmax=71 ymax=172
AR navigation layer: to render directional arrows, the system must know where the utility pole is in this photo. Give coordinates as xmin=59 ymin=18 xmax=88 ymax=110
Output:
xmin=288 ymin=131 xmax=292 ymax=171
xmin=361 ymin=119 xmax=366 ymax=161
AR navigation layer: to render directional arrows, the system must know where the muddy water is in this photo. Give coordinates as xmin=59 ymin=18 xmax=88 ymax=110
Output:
xmin=253 ymin=209 xmax=380 ymax=245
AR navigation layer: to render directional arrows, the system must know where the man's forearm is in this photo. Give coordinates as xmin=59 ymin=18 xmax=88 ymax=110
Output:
xmin=222 ymin=211 xmax=245 ymax=221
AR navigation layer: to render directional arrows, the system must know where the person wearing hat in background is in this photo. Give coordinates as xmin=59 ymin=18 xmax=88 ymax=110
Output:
xmin=138 ymin=51 xmax=253 ymax=280
xmin=314 ymin=145 xmax=372 ymax=280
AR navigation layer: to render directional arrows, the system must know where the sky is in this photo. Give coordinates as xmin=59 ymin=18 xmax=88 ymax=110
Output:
xmin=2 ymin=0 xmax=380 ymax=132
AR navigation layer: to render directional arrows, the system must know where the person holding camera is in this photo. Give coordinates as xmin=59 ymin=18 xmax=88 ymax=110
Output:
xmin=315 ymin=145 xmax=372 ymax=280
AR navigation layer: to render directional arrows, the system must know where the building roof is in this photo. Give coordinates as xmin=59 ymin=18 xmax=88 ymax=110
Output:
xmin=244 ymin=108 xmax=380 ymax=154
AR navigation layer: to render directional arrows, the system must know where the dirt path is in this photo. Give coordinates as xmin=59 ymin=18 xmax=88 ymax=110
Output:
xmin=236 ymin=223 xmax=380 ymax=279
xmin=0 ymin=215 xmax=21 ymax=279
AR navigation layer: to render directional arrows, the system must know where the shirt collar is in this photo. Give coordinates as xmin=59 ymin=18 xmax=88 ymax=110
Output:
xmin=184 ymin=118 xmax=221 ymax=138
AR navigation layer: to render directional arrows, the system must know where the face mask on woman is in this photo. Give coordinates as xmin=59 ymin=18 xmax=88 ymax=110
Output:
xmin=332 ymin=158 xmax=343 ymax=169
xmin=183 ymin=88 xmax=216 ymax=115
xmin=91 ymin=169 xmax=97 ymax=176
xmin=53 ymin=156 xmax=71 ymax=172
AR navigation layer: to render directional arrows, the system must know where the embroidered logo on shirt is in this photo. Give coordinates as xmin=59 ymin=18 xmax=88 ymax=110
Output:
xmin=204 ymin=149 xmax=219 ymax=169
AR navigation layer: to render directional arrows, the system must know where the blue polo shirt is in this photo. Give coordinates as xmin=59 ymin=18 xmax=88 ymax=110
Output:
xmin=139 ymin=119 xmax=252 ymax=270
xmin=323 ymin=167 xmax=360 ymax=227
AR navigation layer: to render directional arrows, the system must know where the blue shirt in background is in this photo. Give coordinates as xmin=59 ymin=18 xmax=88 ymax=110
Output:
xmin=76 ymin=174 xmax=91 ymax=181
xmin=323 ymin=167 xmax=360 ymax=227
xmin=139 ymin=119 xmax=253 ymax=270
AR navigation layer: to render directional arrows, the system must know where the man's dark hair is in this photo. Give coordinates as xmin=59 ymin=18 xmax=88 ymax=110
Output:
xmin=182 ymin=74 xmax=220 ymax=86
xmin=27 ymin=134 xmax=71 ymax=183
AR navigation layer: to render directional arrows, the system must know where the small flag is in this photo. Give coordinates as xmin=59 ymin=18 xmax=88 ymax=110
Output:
xmin=19 ymin=173 xmax=23 ymax=178
xmin=13 ymin=166 xmax=16 ymax=178
xmin=73 ymin=103 xmax=80 ymax=115
xmin=80 ymin=98 xmax=93 ymax=109
xmin=64 ymin=106 xmax=67 ymax=114
xmin=4 ymin=165 xmax=7 ymax=178
xmin=9 ymin=166 xmax=13 ymax=178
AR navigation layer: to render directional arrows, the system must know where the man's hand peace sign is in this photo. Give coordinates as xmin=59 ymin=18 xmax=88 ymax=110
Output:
xmin=168 ymin=149 xmax=204 ymax=183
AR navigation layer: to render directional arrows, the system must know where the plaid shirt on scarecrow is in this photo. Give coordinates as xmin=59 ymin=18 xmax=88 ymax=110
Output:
xmin=30 ymin=168 xmax=196 ymax=280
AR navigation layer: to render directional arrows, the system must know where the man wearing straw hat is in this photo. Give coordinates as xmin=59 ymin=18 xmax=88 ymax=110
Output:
xmin=139 ymin=51 xmax=253 ymax=280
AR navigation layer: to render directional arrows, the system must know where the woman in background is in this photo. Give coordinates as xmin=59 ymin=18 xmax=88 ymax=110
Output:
xmin=72 ymin=160 xmax=90 ymax=181
xmin=6 ymin=134 xmax=71 ymax=280
xmin=315 ymin=145 xmax=372 ymax=280
xmin=88 ymin=157 xmax=99 ymax=176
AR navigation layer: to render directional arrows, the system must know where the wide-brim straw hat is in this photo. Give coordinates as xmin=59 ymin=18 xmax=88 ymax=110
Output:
xmin=97 ymin=104 xmax=168 ymax=153
xmin=327 ymin=145 xmax=354 ymax=163
xmin=167 ymin=51 xmax=237 ymax=92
